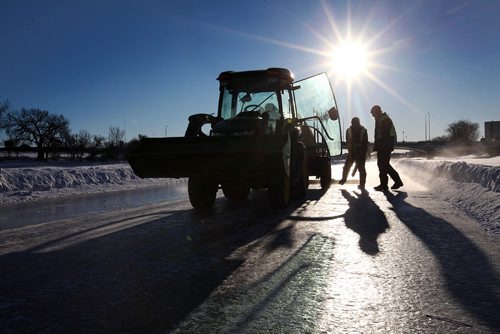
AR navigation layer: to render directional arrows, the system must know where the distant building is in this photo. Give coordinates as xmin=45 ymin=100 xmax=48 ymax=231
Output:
xmin=485 ymin=121 xmax=500 ymax=141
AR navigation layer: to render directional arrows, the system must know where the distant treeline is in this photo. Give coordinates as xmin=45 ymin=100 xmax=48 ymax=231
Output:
xmin=0 ymin=100 xmax=140 ymax=161
xmin=0 ymin=139 xmax=125 ymax=161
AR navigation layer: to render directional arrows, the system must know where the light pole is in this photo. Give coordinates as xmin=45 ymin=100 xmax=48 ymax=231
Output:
xmin=427 ymin=112 xmax=430 ymax=141
xmin=402 ymin=130 xmax=405 ymax=143
xmin=425 ymin=114 xmax=427 ymax=140
xmin=165 ymin=125 xmax=168 ymax=137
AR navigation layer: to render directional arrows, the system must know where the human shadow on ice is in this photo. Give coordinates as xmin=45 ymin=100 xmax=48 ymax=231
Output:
xmin=385 ymin=191 xmax=500 ymax=330
xmin=341 ymin=189 xmax=389 ymax=255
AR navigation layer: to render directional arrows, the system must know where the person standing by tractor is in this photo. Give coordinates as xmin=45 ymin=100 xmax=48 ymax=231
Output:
xmin=339 ymin=117 xmax=368 ymax=189
xmin=370 ymin=105 xmax=403 ymax=191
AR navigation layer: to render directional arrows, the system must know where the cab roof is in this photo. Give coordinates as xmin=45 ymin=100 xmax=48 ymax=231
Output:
xmin=217 ymin=68 xmax=295 ymax=92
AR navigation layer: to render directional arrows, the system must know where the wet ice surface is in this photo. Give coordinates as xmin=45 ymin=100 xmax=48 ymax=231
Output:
xmin=171 ymin=178 xmax=500 ymax=333
xmin=1 ymin=160 xmax=499 ymax=333
xmin=0 ymin=183 xmax=188 ymax=230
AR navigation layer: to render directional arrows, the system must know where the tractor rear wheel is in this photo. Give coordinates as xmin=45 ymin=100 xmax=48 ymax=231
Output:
xmin=320 ymin=159 xmax=332 ymax=189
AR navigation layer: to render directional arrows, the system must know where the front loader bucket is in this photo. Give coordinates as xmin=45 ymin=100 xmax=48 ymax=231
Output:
xmin=125 ymin=135 xmax=289 ymax=179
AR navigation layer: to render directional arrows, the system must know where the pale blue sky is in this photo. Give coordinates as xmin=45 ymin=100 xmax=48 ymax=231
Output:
xmin=1 ymin=0 xmax=499 ymax=142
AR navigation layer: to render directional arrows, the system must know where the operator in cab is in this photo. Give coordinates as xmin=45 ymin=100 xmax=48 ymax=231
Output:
xmin=263 ymin=103 xmax=281 ymax=133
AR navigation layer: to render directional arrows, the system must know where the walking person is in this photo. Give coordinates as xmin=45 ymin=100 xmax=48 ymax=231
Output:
xmin=339 ymin=117 xmax=368 ymax=189
xmin=370 ymin=105 xmax=403 ymax=191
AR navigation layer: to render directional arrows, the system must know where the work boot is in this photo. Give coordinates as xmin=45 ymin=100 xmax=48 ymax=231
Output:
xmin=391 ymin=181 xmax=404 ymax=189
xmin=338 ymin=179 xmax=346 ymax=185
xmin=374 ymin=184 xmax=388 ymax=191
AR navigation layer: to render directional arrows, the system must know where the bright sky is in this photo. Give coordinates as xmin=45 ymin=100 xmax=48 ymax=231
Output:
xmin=1 ymin=0 xmax=499 ymax=142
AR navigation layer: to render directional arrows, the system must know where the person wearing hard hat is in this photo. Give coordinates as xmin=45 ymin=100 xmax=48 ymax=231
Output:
xmin=339 ymin=117 xmax=368 ymax=189
xmin=370 ymin=105 xmax=403 ymax=191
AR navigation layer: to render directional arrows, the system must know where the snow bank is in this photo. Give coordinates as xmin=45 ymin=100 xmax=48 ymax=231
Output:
xmin=394 ymin=158 xmax=499 ymax=235
xmin=0 ymin=161 xmax=183 ymax=205
xmin=396 ymin=159 xmax=499 ymax=192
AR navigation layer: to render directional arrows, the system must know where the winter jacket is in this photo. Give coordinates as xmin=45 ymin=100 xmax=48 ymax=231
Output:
xmin=347 ymin=125 xmax=368 ymax=158
xmin=373 ymin=113 xmax=397 ymax=152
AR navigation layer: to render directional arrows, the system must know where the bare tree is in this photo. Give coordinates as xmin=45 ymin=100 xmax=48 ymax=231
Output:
xmin=75 ymin=130 xmax=91 ymax=161
xmin=105 ymin=126 xmax=125 ymax=160
xmin=2 ymin=108 xmax=70 ymax=160
xmin=446 ymin=120 xmax=480 ymax=144
xmin=108 ymin=126 xmax=125 ymax=145
xmin=89 ymin=135 xmax=105 ymax=161
xmin=0 ymin=100 xmax=9 ymax=137
xmin=64 ymin=131 xmax=77 ymax=160
xmin=0 ymin=100 xmax=8 ymax=118
xmin=65 ymin=129 xmax=91 ymax=161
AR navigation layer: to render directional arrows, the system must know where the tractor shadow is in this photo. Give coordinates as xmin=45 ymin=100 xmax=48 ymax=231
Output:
xmin=0 ymin=187 xmax=325 ymax=333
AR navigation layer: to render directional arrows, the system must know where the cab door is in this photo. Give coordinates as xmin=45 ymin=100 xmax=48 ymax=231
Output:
xmin=293 ymin=73 xmax=342 ymax=157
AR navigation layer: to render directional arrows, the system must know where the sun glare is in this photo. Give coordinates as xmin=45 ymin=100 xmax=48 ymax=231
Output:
xmin=331 ymin=40 xmax=369 ymax=80
xmin=225 ymin=1 xmax=419 ymax=114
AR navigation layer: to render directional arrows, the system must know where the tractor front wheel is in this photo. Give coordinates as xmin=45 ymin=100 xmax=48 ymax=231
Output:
xmin=292 ymin=143 xmax=308 ymax=198
xmin=268 ymin=173 xmax=290 ymax=208
xmin=188 ymin=175 xmax=217 ymax=209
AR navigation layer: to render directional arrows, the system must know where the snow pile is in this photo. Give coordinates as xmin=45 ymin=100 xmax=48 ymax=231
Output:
xmin=394 ymin=158 xmax=500 ymax=235
xmin=0 ymin=161 xmax=181 ymax=205
xmin=396 ymin=159 xmax=499 ymax=192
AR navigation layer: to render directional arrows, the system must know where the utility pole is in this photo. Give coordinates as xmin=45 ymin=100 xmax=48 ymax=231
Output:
xmin=425 ymin=112 xmax=431 ymax=141
xmin=165 ymin=125 xmax=168 ymax=137
xmin=427 ymin=112 xmax=430 ymax=141
xmin=425 ymin=114 xmax=427 ymax=140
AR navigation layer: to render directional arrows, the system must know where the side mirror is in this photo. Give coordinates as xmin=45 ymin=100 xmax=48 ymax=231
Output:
xmin=327 ymin=107 xmax=339 ymax=121
xmin=240 ymin=93 xmax=252 ymax=103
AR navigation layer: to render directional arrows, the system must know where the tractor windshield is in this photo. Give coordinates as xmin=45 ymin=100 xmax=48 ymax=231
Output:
xmin=220 ymin=90 xmax=279 ymax=119
xmin=220 ymin=89 xmax=292 ymax=120
xmin=294 ymin=73 xmax=341 ymax=156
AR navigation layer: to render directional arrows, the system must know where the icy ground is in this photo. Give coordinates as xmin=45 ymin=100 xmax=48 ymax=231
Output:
xmin=0 ymin=155 xmax=498 ymax=235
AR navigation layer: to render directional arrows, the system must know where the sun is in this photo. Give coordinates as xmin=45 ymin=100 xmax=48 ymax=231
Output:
xmin=220 ymin=1 xmax=419 ymax=113
xmin=330 ymin=40 xmax=369 ymax=80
